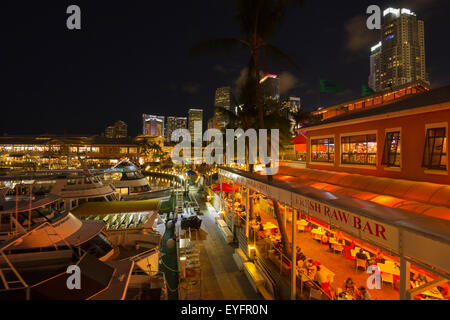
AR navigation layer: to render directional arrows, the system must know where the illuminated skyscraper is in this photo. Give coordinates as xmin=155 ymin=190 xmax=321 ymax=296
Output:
xmin=369 ymin=8 xmax=428 ymax=92
xmin=213 ymin=86 xmax=232 ymax=129
xmin=188 ymin=109 xmax=203 ymax=142
xmin=260 ymin=74 xmax=280 ymax=101
xmin=142 ymin=114 xmax=165 ymax=136
xmin=166 ymin=116 xmax=187 ymax=142
xmin=369 ymin=42 xmax=382 ymax=92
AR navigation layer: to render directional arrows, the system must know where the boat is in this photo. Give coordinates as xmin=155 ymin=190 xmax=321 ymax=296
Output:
xmin=103 ymin=160 xmax=172 ymax=200
xmin=2 ymin=171 xmax=119 ymax=211
xmin=0 ymin=183 xmax=167 ymax=300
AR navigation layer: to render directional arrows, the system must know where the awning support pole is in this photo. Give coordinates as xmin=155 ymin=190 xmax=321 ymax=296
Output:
xmin=219 ymin=174 xmax=223 ymax=212
xmin=231 ymin=182 xmax=235 ymax=236
xmin=245 ymin=188 xmax=250 ymax=239
xmin=291 ymin=206 xmax=297 ymax=300
xmin=399 ymin=256 xmax=410 ymax=300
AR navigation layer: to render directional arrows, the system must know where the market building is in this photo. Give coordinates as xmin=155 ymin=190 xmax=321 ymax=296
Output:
xmin=0 ymin=134 xmax=142 ymax=169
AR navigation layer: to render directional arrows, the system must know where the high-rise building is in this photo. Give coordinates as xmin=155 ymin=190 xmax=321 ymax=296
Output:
xmin=281 ymin=97 xmax=301 ymax=131
xmin=260 ymin=74 xmax=280 ymax=101
xmin=369 ymin=7 xmax=428 ymax=92
xmin=166 ymin=116 xmax=187 ymax=142
xmin=142 ymin=114 xmax=165 ymax=136
xmin=213 ymin=86 xmax=232 ymax=129
xmin=188 ymin=109 xmax=203 ymax=142
xmin=369 ymin=42 xmax=382 ymax=92
xmin=105 ymin=120 xmax=128 ymax=138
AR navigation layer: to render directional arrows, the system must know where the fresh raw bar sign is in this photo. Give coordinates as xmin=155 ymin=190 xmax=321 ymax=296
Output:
xmin=293 ymin=193 xmax=399 ymax=252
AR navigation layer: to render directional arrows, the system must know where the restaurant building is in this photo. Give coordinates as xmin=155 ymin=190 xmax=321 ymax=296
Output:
xmin=305 ymin=83 xmax=449 ymax=185
xmin=214 ymin=83 xmax=450 ymax=300
xmin=0 ymin=134 xmax=142 ymax=169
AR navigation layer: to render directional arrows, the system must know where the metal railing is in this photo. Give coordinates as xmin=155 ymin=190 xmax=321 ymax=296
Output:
xmin=263 ymin=239 xmax=333 ymax=300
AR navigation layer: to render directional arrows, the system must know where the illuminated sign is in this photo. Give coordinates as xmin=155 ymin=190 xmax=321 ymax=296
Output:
xmin=401 ymin=8 xmax=416 ymax=16
xmin=371 ymin=42 xmax=382 ymax=52
xmin=383 ymin=8 xmax=400 ymax=16
xmin=259 ymin=74 xmax=278 ymax=84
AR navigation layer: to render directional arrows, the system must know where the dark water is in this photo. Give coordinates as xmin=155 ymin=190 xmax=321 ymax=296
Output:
xmin=146 ymin=175 xmax=181 ymax=188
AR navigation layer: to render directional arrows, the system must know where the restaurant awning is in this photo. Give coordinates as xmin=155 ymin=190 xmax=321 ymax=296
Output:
xmin=274 ymin=166 xmax=450 ymax=220
xmin=290 ymin=134 xmax=307 ymax=144
xmin=212 ymin=183 xmax=240 ymax=192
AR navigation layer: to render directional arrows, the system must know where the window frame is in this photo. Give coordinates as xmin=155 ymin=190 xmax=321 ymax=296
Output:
xmin=309 ymin=135 xmax=336 ymax=164
xmin=339 ymin=130 xmax=378 ymax=167
xmin=382 ymin=128 xmax=402 ymax=170
xmin=422 ymin=123 xmax=448 ymax=173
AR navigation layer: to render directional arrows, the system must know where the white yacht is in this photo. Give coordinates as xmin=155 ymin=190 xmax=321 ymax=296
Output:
xmin=0 ymin=187 xmax=131 ymax=299
xmin=103 ymin=160 xmax=171 ymax=200
xmin=0 ymin=184 xmax=166 ymax=300
xmin=5 ymin=172 xmax=119 ymax=211
xmin=0 ymin=185 xmax=114 ymax=261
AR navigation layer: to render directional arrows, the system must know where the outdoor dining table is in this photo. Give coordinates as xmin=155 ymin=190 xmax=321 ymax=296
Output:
xmin=337 ymin=292 xmax=355 ymax=300
xmin=328 ymin=238 xmax=344 ymax=245
xmin=263 ymin=222 xmax=278 ymax=230
xmin=297 ymin=219 xmax=309 ymax=226
xmin=377 ymin=262 xmax=400 ymax=276
xmin=319 ymin=265 xmax=336 ymax=284
xmin=311 ymin=228 xmax=326 ymax=236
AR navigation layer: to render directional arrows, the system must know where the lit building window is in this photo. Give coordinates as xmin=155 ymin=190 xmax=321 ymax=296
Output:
xmin=311 ymin=138 xmax=334 ymax=163
xmin=341 ymin=134 xmax=377 ymax=166
xmin=78 ymin=146 xmax=91 ymax=153
xmin=129 ymin=147 xmax=137 ymax=154
xmin=422 ymin=127 xmax=447 ymax=170
xmin=382 ymin=132 xmax=401 ymax=167
xmin=120 ymin=147 xmax=128 ymax=154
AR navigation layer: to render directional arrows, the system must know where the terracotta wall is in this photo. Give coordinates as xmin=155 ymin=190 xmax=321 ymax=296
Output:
xmin=306 ymin=108 xmax=450 ymax=185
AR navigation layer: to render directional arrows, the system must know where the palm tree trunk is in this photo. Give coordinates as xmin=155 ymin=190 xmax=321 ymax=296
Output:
xmin=268 ymin=175 xmax=291 ymax=258
xmin=253 ymin=48 xmax=290 ymax=258
xmin=253 ymin=50 xmax=264 ymax=130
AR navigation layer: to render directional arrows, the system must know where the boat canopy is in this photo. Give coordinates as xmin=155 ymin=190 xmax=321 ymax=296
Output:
xmin=72 ymin=200 xmax=160 ymax=216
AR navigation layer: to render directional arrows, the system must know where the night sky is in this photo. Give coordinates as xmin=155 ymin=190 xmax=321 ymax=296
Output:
xmin=2 ymin=0 xmax=449 ymax=136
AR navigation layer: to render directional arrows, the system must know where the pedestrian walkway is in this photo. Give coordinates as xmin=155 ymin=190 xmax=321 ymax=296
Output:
xmin=196 ymin=201 xmax=261 ymax=300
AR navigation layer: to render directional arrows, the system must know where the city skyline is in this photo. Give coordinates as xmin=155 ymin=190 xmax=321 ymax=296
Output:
xmin=3 ymin=1 xmax=450 ymax=137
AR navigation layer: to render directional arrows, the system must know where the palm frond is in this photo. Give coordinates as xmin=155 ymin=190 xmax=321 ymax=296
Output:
xmin=263 ymin=43 xmax=302 ymax=72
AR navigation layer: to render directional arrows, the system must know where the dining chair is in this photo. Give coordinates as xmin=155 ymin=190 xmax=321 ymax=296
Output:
xmin=356 ymin=258 xmax=367 ymax=271
xmin=382 ymin=272 xmax=394 ymax=288
xmin=333 ymin=244 xmax=344 ymax=254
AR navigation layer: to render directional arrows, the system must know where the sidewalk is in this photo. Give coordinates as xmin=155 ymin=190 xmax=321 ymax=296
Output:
xmin=196 ymin=200 xmax=261 ymax=300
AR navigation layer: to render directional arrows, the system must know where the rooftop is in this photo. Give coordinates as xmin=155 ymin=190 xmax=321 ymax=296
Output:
xmin=306 ymin=84 xmax=450 ymax=129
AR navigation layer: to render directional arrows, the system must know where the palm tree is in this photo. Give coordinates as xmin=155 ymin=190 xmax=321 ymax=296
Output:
xmin=291 ymin=108 xmax=316 ymax=133
xmin=192 ymin=0 xmax=304 ymax=258
xmin=139 ymin=139 xmax=163 ymax=163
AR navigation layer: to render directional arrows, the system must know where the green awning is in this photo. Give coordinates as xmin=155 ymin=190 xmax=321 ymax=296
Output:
xmin=72 ymin=200 xmax=160 ymax=216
